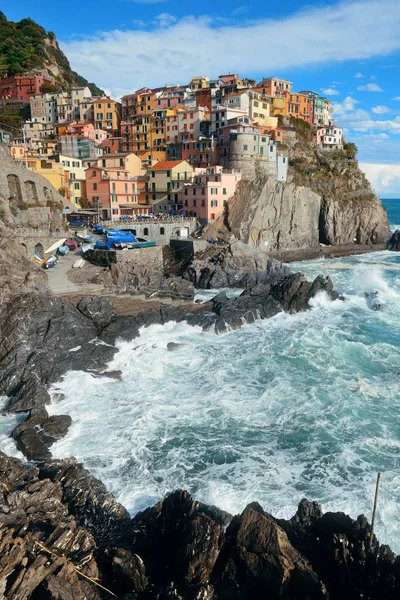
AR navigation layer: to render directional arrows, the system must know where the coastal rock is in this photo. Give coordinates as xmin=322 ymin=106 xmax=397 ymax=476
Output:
xmin=387 ymin=229 xmax=400 ymax=251
xmin=214 ymin=503 xmax=325 ymax=599
xmin=167 ymin=342 xmax=183 ymax=351
xmin=1 ymin=452 xmax=400 ymax=599
xmin=0 ymin=293 xmax=96 ymax=407
xmin=12 ymin=413 xmax=72 ymax=461
xmin=183 ymin=239 xmax=289 ymax=289
xmin=77 ymin=296 xmax=116 ymax=331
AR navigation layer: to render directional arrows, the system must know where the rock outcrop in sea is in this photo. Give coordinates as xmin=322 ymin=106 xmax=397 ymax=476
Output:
xmin=387 ymin=229 xmax=400 ymax=251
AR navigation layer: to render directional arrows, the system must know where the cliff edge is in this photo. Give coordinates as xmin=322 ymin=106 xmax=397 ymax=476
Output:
xmin=207 ymin=119 xmax=390 ymax=255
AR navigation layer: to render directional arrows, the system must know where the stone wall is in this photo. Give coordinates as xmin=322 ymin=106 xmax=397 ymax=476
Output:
xmin=0 ymin=144 xmax=70 ymax=257
xmin=86 ymin=245 xmax=164 ymax=271
xmin=104 ymin=219 xmax=199 ymax=245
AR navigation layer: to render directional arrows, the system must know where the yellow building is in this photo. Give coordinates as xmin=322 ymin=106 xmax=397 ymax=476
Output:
xmin=96 ymin=152 xmax=143 ymax=177
xmin=93 ymin=97 xmax=121 ymax=133
xmin=188 ymin=75 xmax=210 ymax=90
xmin=149 ymin=160 xmax=193 ymax=213
xmin=60 ymin=154 xmax=88 ymax=208
xmin=248 ymin=91 xmax=278 ymax=128
xmin=270 ymin=96 xmax=287 ymax=117
xmin=121 ymin=88 xmax=167 ymax=164
xmin=27 ymin=157 xmax=67 ymax=196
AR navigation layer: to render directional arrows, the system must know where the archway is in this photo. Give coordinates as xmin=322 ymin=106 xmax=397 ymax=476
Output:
xmin=35 ymin=243 xmax=44 ymax=258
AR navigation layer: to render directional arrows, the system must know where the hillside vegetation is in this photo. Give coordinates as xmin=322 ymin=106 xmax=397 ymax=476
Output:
xmin=0 ymin=11 xmax=103 ymax=96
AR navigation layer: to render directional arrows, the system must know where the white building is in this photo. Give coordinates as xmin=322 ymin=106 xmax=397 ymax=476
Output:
xmin=316 ymin=125 xmax=343 ymax=150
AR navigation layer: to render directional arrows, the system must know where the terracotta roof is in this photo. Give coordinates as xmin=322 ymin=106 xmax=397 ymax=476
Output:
xmin=150 ymin=160 xmax=185 ymax=170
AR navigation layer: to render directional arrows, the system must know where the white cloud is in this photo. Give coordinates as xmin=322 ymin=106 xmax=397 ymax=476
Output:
xmin=357 ymin=82 xmax=383 ymax=91
xmin=232 ymin=5 xmax=249 ymax=16
xmin=322 ymin=87 xmax=340 ymax=96
xmin=371 ymin=105 xmax=391 ymax=114
xmin=360 ymin=163 xmax=400 ymax=196
xmin=61 ymin=0 xmax=400 ymax=97
xmin=393 ymin=96 xmax=400 ymax=100
xmin=333 ymin=96 xmax=359 ymax=116
xmin=355 ymin=72 xmax=364 ymax=78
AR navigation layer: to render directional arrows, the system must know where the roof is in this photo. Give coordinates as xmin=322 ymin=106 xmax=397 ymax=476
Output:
xmin=150 ymin=160 xmax=186 ymax=170
xmin=98 ymin=152 xmax=131 ymax=158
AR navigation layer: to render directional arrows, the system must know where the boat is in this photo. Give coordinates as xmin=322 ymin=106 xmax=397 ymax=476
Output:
xmin=65 ymin=239 xmax=79 ymax=250
xmin=58 ymin=245 xmax=70 ymax=256
xmin=76 ymin=232 xmax=94 ymax=243
xmin=93 ymin=224 xmax=104 ymax=234
xmin=95 ymin=231 xmax=137 ymax=250
xmin=114 ymin=241 xmax=157 ymax=249
xmin=44 ymin=238 xmax=67 ymax=255
xmin=44 ymin=254 xmax=58 ymax=269
xmin=81 ymin=243 xmax=95 ymax=253
xmin=72 ymin=258 xmax=85 ymax=269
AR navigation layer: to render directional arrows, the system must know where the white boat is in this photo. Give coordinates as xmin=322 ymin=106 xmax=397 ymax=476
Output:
xmin=44 ymin=238 xmax=67 ymax=255
xmin=81 ymin=243 xmax=95 ymax=253
xmin=72 ymin=258 xmax=85 ymax=269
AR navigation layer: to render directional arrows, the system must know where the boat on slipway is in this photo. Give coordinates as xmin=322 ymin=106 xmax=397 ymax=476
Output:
xmin=44 ymin=254 xmax=58 ymax=269
xmin=58 ymin=245 xmax=70 ymax=256
xmin=44 ymin=238 xmax=67 ymax=255
xmin=76 ymin=232 xmax=94 ymax=243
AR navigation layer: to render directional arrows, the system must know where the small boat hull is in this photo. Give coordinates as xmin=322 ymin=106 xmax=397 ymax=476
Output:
xmin=72 ymin=258 xmax=85 ymax=269
xmin=44 ymin=238 xmax=67 ymax=255
xmin=76 ymin=233 xmax=94 ymax=243
xmin=58 ymin=245 xmax=70 ymax=255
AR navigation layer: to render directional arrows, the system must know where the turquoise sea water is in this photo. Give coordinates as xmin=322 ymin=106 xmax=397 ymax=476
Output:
xmin=1 ymin=199 xmax=400 ymax=550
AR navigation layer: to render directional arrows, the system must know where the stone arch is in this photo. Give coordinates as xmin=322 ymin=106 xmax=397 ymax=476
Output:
xmin=21 ymin=242 xmax=28 ymax=256
xmin=24 ymin=180 xmax=38 ymax=204
xmin=143 ymin=227 xmax=149 ymax=236
xmin=35 ymin=243 xmax=44 ymax=258
xmin=7 ymin=174 xmax=22 ymax=203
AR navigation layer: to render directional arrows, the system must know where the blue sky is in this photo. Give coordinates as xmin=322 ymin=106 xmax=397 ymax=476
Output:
xmin=4 ymin=0 xmax=400 ymax=196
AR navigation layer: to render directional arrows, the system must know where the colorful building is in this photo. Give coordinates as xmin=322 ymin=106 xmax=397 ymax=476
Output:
xmin=121 ymin=88 xmax=166 ymax=163
xmin=256 ymin=77 xmax=292 ymax=97
xmin=178 ymin=165 xmax=241 ymax=222
xmin=316 ymin=125 xmax=343 ymax=150
xmin=93 ymin=98 xmax=121 ymax=133
xmin=27 ymin=157 xmax=67 ymax=195
xmin=60 ymin=154 xmax=88 ymax=207
xmin=0 ymin=70 xmax=55 ymax=102
xmin=85 ymin=165 xmax=140 ymax=219
xmin=148 ymin=160 xmax=193 ymax=213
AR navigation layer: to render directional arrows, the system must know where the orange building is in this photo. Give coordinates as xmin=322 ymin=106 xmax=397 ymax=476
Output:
xmin=281 ymin=91 xmax=313 ymax=122
xmin=120 ymin=88 xmax=166 ymax=164
xmin=256 ymin=77 xmax=292 ymax=97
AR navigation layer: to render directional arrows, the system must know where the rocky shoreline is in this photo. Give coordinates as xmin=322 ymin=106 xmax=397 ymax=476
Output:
xmin=1 ymin=450 xmax=399 ymax=599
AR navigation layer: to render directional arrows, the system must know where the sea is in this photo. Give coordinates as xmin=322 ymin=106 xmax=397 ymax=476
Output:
xmin=1 ymin=199 xmax=399 ymax=550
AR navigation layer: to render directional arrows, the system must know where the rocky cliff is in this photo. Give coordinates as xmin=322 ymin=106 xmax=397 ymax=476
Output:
xmin=1 ymin=451 xmax=399 ymax=600
xmin=207 ymin=120 xmax=390 ymax=254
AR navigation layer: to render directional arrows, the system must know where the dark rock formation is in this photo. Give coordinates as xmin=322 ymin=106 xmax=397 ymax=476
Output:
xmin=387 ymin=229 xmax=400 ymax=251
xmin=1 ymin=452 xmax=399 ymax=599
xmin=183 ymin=239 xmax=290 ymax=289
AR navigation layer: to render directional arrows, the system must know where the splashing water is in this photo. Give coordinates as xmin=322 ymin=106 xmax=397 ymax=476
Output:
xmin=1 ymin=200 xmax=400 ymax=551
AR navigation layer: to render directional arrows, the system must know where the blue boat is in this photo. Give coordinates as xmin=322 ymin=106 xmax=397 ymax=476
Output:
xmin=44 ymin=254 xmax=58 ymax=269
xmin=114 ymin=241 xmax=157 ymax=249
xmin=95 ymin=231 xmax=136 ymax=250
xmin=58 ymin=245 xmax=70 ymax=255
xmin=93 ymin=224 xmax=104 ymax=234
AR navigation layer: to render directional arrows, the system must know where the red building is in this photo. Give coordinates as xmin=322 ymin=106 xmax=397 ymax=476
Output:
xmin=0 ymin=71 xmax=56 ymax=102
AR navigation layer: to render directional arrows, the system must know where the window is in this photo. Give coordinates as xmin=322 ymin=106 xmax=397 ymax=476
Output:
xmin=93 ymin=183 xmax=97 ymax=190
xmin=160 ymin=227 xmax=165 ymax=234
xmin=152 ymin=171 xmax=155 ymax=178
xmin=243 ymin=145 xmax=248 ymax=151
xmin=193 ymin=188 xmax=196 ymax=196
xmin=166 ymin=170 xmax=171 ymax=177
xmin=211 ymin=200 xmax=218 ymax=207
xmin=270 ymin=146 xmax=274 ymax=152
xmin=210 ymin=187 xmax=218 ymax=195
xmin=74 ymin=182 xmax=79 ymax=189
xmin=144 ymin=227 xmax=149 ymax=236
xmin=223 ymin=188 xmax=227 ymax=195
xmin=152 ymin=193 xmax=156 ymax=200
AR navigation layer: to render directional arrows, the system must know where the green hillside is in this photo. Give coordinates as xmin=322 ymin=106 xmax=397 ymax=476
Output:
xmin=0 ymin=11 xmax=103 ymax=96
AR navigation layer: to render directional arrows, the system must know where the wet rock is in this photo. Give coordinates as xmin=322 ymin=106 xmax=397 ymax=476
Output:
xmin=90 ymin=369 xmax=122 ymax=381
xmin=77 ymin=296 xmax=116 ymax=331
xmin=109 ymin=548 xmax=148 ymax=596
xmin=167 ymin=342 xmax=183 ymax=351
xmin=183 ymin=240 xmax=289 ymax=289
xmin=387 ymin=229 xmax=400 ymax=251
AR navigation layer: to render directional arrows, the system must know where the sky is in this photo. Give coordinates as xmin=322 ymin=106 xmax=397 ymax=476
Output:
xmin=4 ymin=0 xmax=400 ymax=197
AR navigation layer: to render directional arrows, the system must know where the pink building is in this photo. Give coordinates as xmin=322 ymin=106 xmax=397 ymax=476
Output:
xmin=155 ymin=87 xmax=186 ymax=110
xmin=166 ymin=106 xmax=210 ymax=145
xmin=178 ymin=165 xmax=241 ymax=222
xmin=316 ymin=125 xmax=343 ymax=150
xmin=85 ymin=165 xmax=139 ymax=219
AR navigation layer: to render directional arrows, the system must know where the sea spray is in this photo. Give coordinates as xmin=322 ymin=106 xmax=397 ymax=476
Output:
xmin=43 ymin=249 xmax=400 ymax=552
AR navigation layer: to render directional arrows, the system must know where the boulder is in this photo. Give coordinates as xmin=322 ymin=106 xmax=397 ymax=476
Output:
xmin=387 ymin=229 xmax=400 ymax=251
xmin=77 ymin=296 xmax=116 ymax=331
